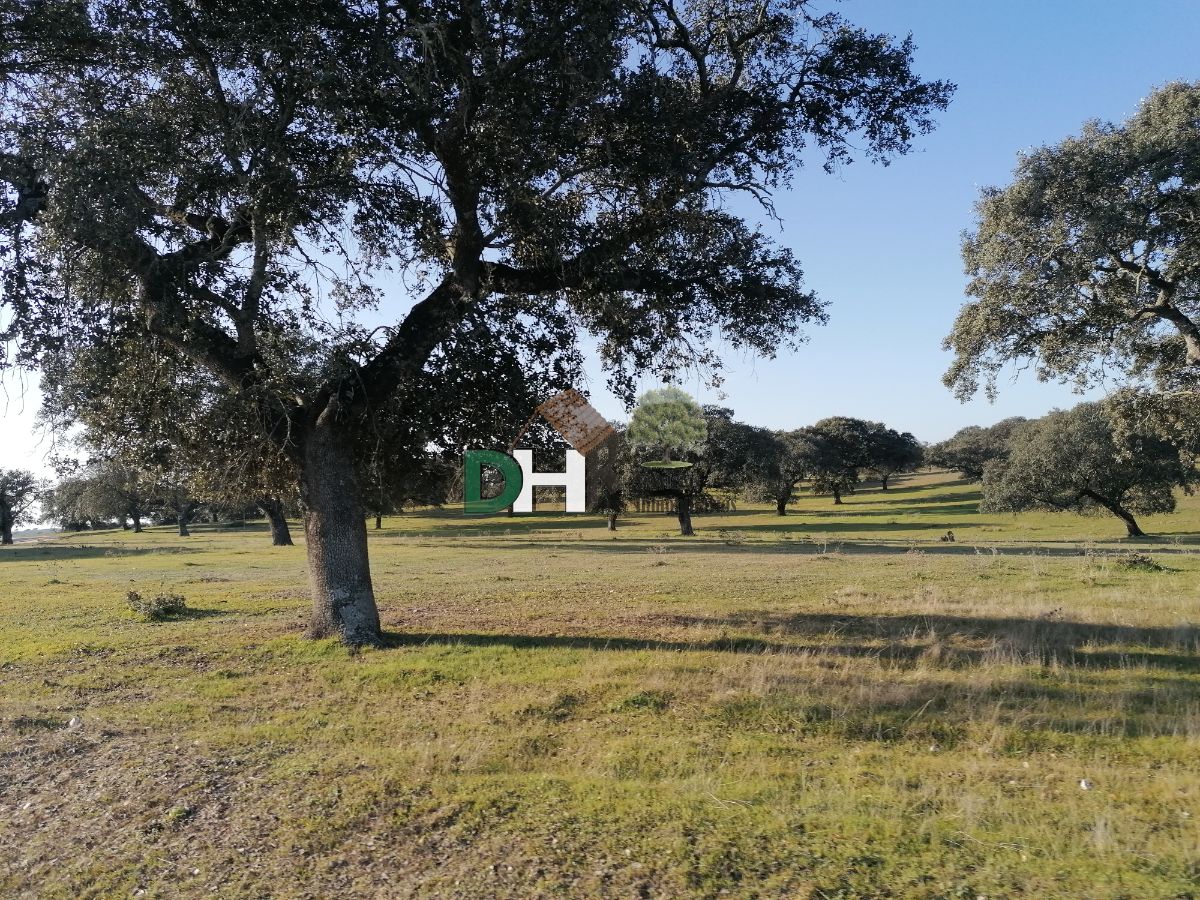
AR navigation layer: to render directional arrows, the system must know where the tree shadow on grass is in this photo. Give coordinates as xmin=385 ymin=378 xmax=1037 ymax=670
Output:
xmin=380 ymin=611 xmax=1200 ymax=673
xmin=0 ymin=544 xmax=204 ymax=562
xmin=435 ymin=537 xmax=1200 ymax=557
xmin=379 ymin=621 xmax=1199 ymax=740
xmin=801 ymin=501 xmax=981 ymax=518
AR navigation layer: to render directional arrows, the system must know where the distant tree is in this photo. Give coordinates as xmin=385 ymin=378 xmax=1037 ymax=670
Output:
xmin=626 ymin=388 xmax=708 ymax=463
xmin=945 ymin=82 xmax=1200 ymax=402
xmin=40 ymin=463 xmax=147 ymax=531
xmin=40 ymin=477 xmax=90 ymax=531
xmin=981 ymin=403 xmax=1195 ymax=537
xmin=0 ymin=469 xmax=38 ymax=544
xmin=757 ymin=428 xmax=825 ymax=515
xmin=927 ymin=417 xmax=1026 ymax=480
xmin=806 ymin=417 xmax=873 ymax=504
xmin=625 ymin=389 xmax=709 ymax=535
xmin=624 ymin=403 xmax=770 ymax=535
xmin=704 ymin=411 xmax=782 ymax=498
xmin=864 ymin=424 xmax=923 ymax=490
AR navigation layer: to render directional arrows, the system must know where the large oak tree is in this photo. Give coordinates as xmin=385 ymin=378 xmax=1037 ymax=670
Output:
xmin=945 ymin=82 xmax=1200 ymax=401
xmin=981 ymin=403 xmax=1195 ymax=538
xmin=1 ymin=0 xmax=951 ymax=644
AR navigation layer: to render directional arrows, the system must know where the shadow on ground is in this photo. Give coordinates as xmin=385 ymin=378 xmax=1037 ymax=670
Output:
xmin=380 ymin=611 xmax=1200 ymax=673
xmin=0 ymin=544 xmax=204 ymax=562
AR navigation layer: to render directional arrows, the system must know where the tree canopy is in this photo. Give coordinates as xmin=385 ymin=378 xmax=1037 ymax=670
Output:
xmin=0 ymin=468 xmax=38 ymax=544
xmin=626 ymin=387 xmax=708 ymax=463
xmin=980 ymin=403 xmax=1195 ymax=537
xmin=863 ymin=423 xmax=923 ymax=490
xmin=804 ymin=416 xmax=873 ymax=504
xmin=927 ymin=417 xmax=1026 ymax=481
xmin=1 ymin=0 xmax=952 ymax=643
xmin=945 ymin=81 xmax=1200 ymax=401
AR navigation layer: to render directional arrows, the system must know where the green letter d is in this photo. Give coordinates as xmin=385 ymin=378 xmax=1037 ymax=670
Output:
xmin=464 ymin=450 xmax=523 ymax=515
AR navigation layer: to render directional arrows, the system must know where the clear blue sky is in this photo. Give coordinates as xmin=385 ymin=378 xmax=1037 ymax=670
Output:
xmin=4 ymin=0 xmax=1199 ymax=476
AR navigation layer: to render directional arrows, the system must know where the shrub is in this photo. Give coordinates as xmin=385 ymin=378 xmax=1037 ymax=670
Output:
xmin=1112 ymin=553 xmax=1164 ymax=573
xmin=126 ymin=590 xmax=189 ymax=621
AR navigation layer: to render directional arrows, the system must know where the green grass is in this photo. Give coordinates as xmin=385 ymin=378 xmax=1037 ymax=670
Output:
xmin=2 ymin=472 xmax=1199 ymax=898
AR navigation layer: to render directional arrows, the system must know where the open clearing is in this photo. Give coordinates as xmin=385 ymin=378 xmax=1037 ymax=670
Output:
xmin=2 ymin=472 xmax=1199 ymax=898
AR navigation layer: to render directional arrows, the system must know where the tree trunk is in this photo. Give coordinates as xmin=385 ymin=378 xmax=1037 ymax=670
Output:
xmin=259 ymin=497 xmax=294 ymax=546
xmin=1084 ymin=490 xmax=1146 ymax=537
xmin=677 ymin=494 xmax=695 ymax=536
xmin=775 ymin=495 xmax=788 ymax=516
xmin=1 ymin=510 xmax=12 ymax=545
xmin=131 ymin=505 xmax=143 ymax=533
xmin=607 ymin=512 xmax=618 ymax=531
xmin=177 ymin=513 xmax=190 ymax=537
xmin=880 ymin=474 xmax=890 ymax=490
xmin=299 ymin=422 xmax=382 ymax=645
xmin=832 ymin=487 xmax=842 ymax=505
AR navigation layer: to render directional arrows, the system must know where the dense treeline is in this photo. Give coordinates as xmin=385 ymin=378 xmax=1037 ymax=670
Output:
xmin=13 ymin=384 xmax=1197 ymax=542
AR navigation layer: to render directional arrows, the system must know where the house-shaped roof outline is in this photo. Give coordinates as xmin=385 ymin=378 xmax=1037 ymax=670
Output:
xmin=509 ymin=388 xmax=616 ymax=456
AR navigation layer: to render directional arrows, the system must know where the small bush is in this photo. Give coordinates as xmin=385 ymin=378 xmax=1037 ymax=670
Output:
xmin=1112 ymin=553 xmax=1165 ymax=573
xmin=126 ymin=590 xmax=189 ymax=621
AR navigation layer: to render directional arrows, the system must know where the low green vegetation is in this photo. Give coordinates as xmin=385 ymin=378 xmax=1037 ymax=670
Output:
xmin=2 ymin=472 xmax=1198 ymax=897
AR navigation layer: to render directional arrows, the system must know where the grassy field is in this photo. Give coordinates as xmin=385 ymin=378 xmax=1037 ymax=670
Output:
xmin=1 ymin=472 xmax=1198 ymax=898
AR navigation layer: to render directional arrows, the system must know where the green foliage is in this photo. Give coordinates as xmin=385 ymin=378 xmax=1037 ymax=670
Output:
xmin=0 ymin=0 xmax=952 ymax=417
xmin=863 ymin=423 xmax=923 ymax=487
xmin=981 ymin=402 xmax=1195 ymax=536
xmin=1105 ymin=387 xmax=1200 ymax=457
xmin=804 ymin=416 xmax=874 ymax=501
xmin=945 ymin=81 xmax=1200 ymax=400
xmin=125 ymin=589 xmax=188 ymax=621
xmin=0 ymin=469 xmax=38 ymax=540
xmin=1111 ymin=553 xmax=1165 ymax=573
xmin=41 ymin=462 xmax=155 ymax=530
xmin=927 ymin=417 xmax=1027 ymax=480
xmin=626 ymin=387 xmax=708 ymax=462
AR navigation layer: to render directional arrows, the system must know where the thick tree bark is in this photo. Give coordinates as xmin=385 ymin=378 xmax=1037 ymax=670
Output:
xmin=880 ymin=474 xmax=890 ymax=490
xmin=131 ymin=505 xmax=143 ymax=533
xmin=177 ymin=514 xmax=190 ymax=537
xmin=374 ymin=514 xmax=383 ymax=530
xmin=677 ymin=494 xmax=695 ymax=536
xmin=1 ymin=511 xmax=12 ymax=545
xmin=607 ymin=512 xmax=618 ymax=531
xmin=299 ymin=423 xmax=382 ymax=645
xmin=832 ymin=487 xmax=842 ymax=505
xmin=259 ymin=497 xmax=294 ymax=546
xmin=775 ymin=495 xmax=788 ymax=516
xmin=1083 ymin=489 xmax=1146 ymax=537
